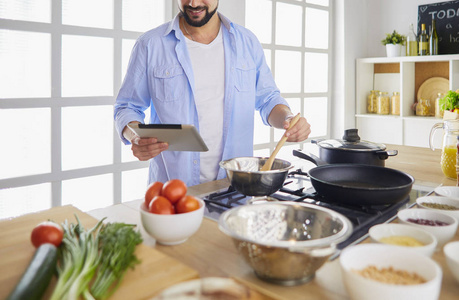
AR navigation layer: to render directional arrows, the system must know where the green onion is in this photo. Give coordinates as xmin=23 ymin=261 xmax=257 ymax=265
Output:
xmin=49 ymin=215 xmax=142 ymax=300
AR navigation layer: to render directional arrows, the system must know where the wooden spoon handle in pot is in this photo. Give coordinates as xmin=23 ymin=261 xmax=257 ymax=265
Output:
xmin=261 ymin=113 xmax=301 ymax=171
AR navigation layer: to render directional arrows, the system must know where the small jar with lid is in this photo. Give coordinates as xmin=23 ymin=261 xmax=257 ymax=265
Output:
xmin=367 ymin=90 xmax=378 ymax=113
xmin=435 ymin=92 xmax=446 ymax=118
xmin=416 ymin=99 xmax=431 ymax=116
xmin=377 ymin=91 xmax=390 ymax=114
xmin=390 ymin=92 xmax=400 ymax=115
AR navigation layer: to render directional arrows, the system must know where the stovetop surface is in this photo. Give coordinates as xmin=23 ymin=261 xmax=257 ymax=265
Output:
xmin=200 ymin=169 xmax=431 ymax=252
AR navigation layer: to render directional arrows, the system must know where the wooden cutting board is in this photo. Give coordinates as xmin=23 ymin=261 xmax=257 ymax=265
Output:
xmin=0 ymin=205 xmax=199 ymax=300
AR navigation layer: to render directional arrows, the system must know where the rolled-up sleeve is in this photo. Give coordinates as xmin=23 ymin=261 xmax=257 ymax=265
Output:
xmin=114 ymin=40 xmax=152 ymax=145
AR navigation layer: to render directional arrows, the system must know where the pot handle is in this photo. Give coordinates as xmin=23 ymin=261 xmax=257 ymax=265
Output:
xmin=375 ymin=149 xmax=398 ymax=160
xmin=311 ymin=138 xmax=325 ymax=145
xmin=292 ymin=149 xmax=327 ymax=166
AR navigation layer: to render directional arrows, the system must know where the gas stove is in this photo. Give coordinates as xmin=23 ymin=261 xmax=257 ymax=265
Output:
xmin=200 ymin=169 xmax=431 ymax=251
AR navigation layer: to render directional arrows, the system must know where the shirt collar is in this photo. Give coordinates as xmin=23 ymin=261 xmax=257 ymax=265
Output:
xmin=163 ymin=12 xmax=233 ymax=39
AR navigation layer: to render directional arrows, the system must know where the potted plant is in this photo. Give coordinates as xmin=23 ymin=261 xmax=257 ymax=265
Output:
xmin=381 ymin=30 xmax=406 ymax=57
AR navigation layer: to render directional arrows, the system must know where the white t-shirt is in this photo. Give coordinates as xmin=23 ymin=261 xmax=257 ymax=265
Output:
xmin=185 ymin=26 xmax=225 ymax=183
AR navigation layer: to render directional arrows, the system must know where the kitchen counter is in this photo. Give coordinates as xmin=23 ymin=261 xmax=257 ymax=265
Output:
xmin=1 ymin=144 xmax=457 ymax=299
xmin=86 ymin=144 xmax=459 ymax=299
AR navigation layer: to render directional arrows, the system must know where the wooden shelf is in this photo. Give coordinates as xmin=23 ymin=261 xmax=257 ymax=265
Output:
xmin=355 ymin=54 xmax=459 ymax=148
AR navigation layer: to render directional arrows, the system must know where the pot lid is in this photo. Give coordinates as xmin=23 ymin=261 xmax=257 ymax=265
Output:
xmin=315 ymin=129 xmax=386 ymax=152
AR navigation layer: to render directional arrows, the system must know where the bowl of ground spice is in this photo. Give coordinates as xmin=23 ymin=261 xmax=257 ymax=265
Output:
xmin=369 ymin=223 xmax=437 ymax=257
xmin=340 ymin=244 xmax=442 ymax=300
xmin=416 ymin=196 xmax=459 ymax=222
xmin=398 ymin=208 xmax=458 ymax=248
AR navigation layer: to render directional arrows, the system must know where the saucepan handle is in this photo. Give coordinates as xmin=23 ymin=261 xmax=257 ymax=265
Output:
xmin=375 ymin=149 xmax=398 ymax=160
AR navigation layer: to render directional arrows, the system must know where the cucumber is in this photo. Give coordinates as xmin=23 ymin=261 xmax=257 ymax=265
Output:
xmin=7 ymin=243 xmax=58 ymax=300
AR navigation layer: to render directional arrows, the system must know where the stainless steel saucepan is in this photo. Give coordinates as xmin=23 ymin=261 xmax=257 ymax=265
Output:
xmin=219 ymin=157 xmax=293 ymax=196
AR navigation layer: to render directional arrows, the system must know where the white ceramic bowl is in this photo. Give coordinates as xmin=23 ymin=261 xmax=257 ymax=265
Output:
xmin=443 ymin=241 xmax=459 ymax=283
xmin=416 ymin=196 xmax=459 ymax=222
xmin=434 ymin=186 xmax=459 ymax=200
xmin=340 ymin=244 xmax=442 ymax=300
xmin=397 ymin=208 xmax=458 ymax=248
xmin=139 ymin=198 xmax=205 ymax=245
xmin=369 ymin=223 xmax=437 ymax=257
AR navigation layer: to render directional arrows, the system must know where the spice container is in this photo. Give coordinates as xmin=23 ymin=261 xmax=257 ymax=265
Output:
xmin=377 ymin=92 xmax=390 ymax=115
xmin=367 ymin=90 xmax=378 ymax=113
xmin=391 ymin=92 xmax=400 ymax=115
xmin=435 ymin=93 xmax=446 ymax=119
xmin=416 ymin=99 xmax=431 ymax=116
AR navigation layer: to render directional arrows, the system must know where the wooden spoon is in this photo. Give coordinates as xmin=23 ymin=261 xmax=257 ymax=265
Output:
xmin=261 ymin=113 xmax=301 ymax=171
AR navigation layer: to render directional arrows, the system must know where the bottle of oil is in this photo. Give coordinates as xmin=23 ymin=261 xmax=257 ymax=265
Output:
xmin=429 ymin=18 xmax=438 ymax=55
xmin=406 ymin=23 xmax=418 ymax=56
xmin=419 ymin=23 xmax=429 ymax=56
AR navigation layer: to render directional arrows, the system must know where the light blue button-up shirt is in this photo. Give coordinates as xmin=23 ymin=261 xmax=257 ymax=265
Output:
xmin=114 ymin=13 xmax=289 ymax=187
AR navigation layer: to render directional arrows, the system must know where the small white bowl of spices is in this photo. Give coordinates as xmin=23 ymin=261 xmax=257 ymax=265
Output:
xmin=397 ymin=208 xmax=458 ymax=248
xmin=369 ymin=223 xmax=437 ymax=257
xmin=416 ymin=196 xmax=459 ymax=222
xmin=340 ymin=244 xmax=442 ymax=300
xmin=444 ymin=241 xmax=459 ymax=283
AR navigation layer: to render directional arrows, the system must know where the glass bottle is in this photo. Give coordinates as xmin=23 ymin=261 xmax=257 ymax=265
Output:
xmin=390 ymin=92 xmax=400 ymax=115
xmin=457 ymin=135 xmax=459 ymax=186
xmin=419 ymin=23 xmax=429 ymax=56
xmin=429 ymin=18 xmax=438 ymax=55
xmin=416 ymin=99 xmax=431 ymax=116
xmin=367 ymin=90 xmax=378 ymax=113
xmin=430 ymin=120 xmax=459 ymax=179
xmin=377 ymin=92 xmax=390 ymax=115
xmin=406 ymin=23 xmax=418 ymax=56
xmin=435 ymin=92 xmax=446 ymax=118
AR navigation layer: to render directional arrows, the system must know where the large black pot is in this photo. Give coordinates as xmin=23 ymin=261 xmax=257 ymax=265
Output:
xmin=295 ymin=129 xmax=398 ymax=167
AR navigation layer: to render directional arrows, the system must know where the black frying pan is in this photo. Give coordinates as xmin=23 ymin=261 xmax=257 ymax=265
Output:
xmin=307 ymin=164 xmax=414 ymax=206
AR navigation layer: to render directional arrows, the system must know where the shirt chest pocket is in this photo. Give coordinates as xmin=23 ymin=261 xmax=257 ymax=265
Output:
xmin=234 ymin=59 xmax=256 ymax=92
xmin=153 ymin=65 xmax=187 ymax=102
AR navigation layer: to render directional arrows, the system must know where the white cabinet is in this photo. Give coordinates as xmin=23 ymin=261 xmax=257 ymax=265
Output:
xmin=355 ymin=55 xmax=459 ymax=148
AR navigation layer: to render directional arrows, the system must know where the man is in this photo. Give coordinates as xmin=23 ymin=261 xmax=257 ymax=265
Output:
xmin=114 ymin=0 xmax=311 ymax=187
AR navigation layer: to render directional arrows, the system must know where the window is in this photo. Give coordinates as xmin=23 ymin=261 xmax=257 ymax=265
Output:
xmin=0 ymin=1 xmax=332 ymax=219
xmin=0 ymin=0 xmax=169 ymax=219
xmin=246 ymin=0 xmax=331 ymax=159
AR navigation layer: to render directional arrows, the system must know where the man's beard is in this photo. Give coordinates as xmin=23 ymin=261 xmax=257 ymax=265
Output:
xmin=180 ymin=4 xmax=218 ymax=27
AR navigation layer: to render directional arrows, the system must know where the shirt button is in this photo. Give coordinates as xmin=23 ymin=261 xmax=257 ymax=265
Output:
xmin=193 ymin=160 xmax=198 ymax=164
xmin=166 ymin=71 xmax=170 ymax=76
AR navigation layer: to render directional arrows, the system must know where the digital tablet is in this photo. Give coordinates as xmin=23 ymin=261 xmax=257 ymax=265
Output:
xmin=127 ymin=123 xmax=208 ymax=152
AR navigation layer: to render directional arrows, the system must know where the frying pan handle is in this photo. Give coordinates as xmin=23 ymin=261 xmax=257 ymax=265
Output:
xmin=375 ymin=149 xmax=398 ymax=160
xmin=292 ymin=149 xmax=327 ymax=166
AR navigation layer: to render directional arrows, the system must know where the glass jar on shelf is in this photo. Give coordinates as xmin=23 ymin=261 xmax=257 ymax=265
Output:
xmin=390 ymin=92 xmax=400 ymax=115
xmin=376 ymin=91 xmax=390 ymax=115
xmin=435 ymin=92 xmax=446 ymax=119
xmin=367 ymin=90 xmax=378 ymax=113
xmin=416 ymin=98 xmax=431 ymax=116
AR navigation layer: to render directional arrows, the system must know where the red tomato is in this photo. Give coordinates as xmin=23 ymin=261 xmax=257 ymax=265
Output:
xmin=145 ymin=181 xmax=164 ymax=208
xmin=175 ymin=195 xmax=201 ymax=214
xmin=31 ymin=221 xmax=64 ymax=248
xmin=161 ymin=179 xmax=187 ymax=204
xmin=149 ymin=196 xmax=176 ymax=214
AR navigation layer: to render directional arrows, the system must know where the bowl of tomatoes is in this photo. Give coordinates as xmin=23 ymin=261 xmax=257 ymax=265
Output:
xmin=140 ymin=179 xmax=205 ymax=245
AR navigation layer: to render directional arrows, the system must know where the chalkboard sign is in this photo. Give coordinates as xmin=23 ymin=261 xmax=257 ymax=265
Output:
xmin=417 ymin=1 xmax=459 ymax=54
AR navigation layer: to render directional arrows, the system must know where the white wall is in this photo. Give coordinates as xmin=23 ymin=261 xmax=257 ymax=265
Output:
xmin=331 ymin=0 xmax=448 ymax=140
